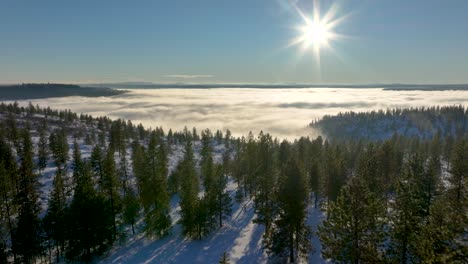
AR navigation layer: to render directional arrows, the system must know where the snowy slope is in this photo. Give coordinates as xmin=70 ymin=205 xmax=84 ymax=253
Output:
xmin=1 ymin=111 xmax=327 ymax=264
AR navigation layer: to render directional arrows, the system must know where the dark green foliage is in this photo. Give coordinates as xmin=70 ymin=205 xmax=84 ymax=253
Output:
xmin=0 ymin=136 xmax=18 ymax=262
xmin=253 ymin=132 xmax=277 ymax=233
xmin=219 ymin=251 xmax=230 ymax=264
xmin=101 ymin=147 xmax=121 ymax=239
xmin=122 ymin=186 xmax=140 ymax=235
xmin=414 ymin=196 xmax=467 ymax=263
xmin=66 ymin=155 xmax=115 ymax=262
xmin=448 ymin=139 xmax=467 ymax=210
xmin=37 ymin=122 xmax=49 ymax=171
xmin=13 ymin=128 xmax=43 ymax=263
xmin=206 ymin=165 xmax=233 ymax=228
xmin=319 ymin=175 xmax=386 ymax=263
xmin=49 ymin=128 xmax=69 ymax=167
xmin=321 ymin=143 xmax=347 ymax=209
xmin=388 ymin=155 xmax=427 ymax=263
xmin=132 ymin=134 xmax=172 ymax=237
xmin=91 ymin=145 xmax=104 ymax=186
xmin=44 ymin=168 xmax=68 ymax=262
xmin=265 ymin=158 xmax=311 ymax=263
xmin=178 ymin=140 xmax=200 ymax=238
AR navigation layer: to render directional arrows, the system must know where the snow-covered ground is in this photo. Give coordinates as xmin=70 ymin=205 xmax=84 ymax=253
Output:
xmin=100 ymin=180 xmax=269 ymax=264
xmin=100 ymin=180 xmax=327 ymax=264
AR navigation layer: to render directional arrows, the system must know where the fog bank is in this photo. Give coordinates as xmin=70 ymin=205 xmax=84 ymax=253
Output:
xmin=16 ymin=88 xmax=468 ymax=139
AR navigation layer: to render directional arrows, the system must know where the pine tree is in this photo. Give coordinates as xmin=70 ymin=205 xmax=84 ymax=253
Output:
xmin=206 ymin=164 xmax=232 ymax=228
xmin=44 ymin=167 xmax=68 ymax=262
xmin=5 ymin=112 xmax=20 ymax=152
xmin=0 ymin=160 xmax=17 ymax=262
xmin=309 ymin=138 xmax=323 ymax=205
xmin=101 ymin=147 xmax=121 ymax=240
xmin=90 ymin=145 xmax=104 ymax=188
xmin=66 ymin=155 xmax=114 ymax=261
xmin=37 ymin=123 xmax=49 ymax=171
xmin=265 ymin=158 xmax=311 ymax=263
xmin=0 ymin=134 xmax=19 ymax=262
xmin=119 ymin=146 xmax=140 ymax=235
xmin=143 ymin=133 xmax=171 ymax=237
xmin=253 ymin=132 xmax=277 ymax=234
xmin=318 ymin=175 xmax=386 ymax=263
xmin=13 ymin=128 xmax=43 ymax=263
xmin=414 ymin=195 xmax=467 ymax=263
xmin=219 ymin=251 xmax=230 ymax=264
xmin=49 ymin=128 xmax=69 ymax=167
xmin=388 ymin=155 xmax=427 ymax=264
xmin=194 ymin=196 xmax=210 ymax=239
xmin=448 ymin=139 xmax=467 ymax=210
xmin=122 ymin=186 xmax=140 ymax=235
xmin=179 ymin=140 xmax=200 ymax=238
xmin=321 ymin=143 xmax=347 ymax=212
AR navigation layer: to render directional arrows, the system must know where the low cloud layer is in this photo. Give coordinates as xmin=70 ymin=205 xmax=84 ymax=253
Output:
xmin=17 ymin=88 xmax=468 ymax=139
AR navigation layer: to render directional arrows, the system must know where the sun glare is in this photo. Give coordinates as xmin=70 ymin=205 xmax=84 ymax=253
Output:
xmin=288 ymin=0 xmax=346 ymax=64
xmin=302 ymin=20 xmax=330 ymax=47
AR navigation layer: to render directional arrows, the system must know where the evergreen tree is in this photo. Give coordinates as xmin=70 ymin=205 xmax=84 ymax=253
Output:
xmin=0 ymin=160 xmax=17 ymax=262
xmin=194 ymin=196 xmax=210 ymax=239
xmin=37 ymin=123 xmax=49 ymax=171
xmin=13 ymin=128 xmax=43 ymax=263
xmin=414 ymin=195 xmax=468 ymax=263
xmin=253 ymin=132 xmax=277 ymax=234
xmin=0 ymin=135 xmax=19 ymax=262
xmin=66 ymin=156 xmax=114 ymax=262
xmin=101 ymin=147 xmax=121 ymax=240
xmin=143 ymin=133 xmax=171 ymax=237
xmin=179 ymin=140 xmax=200 ymax=238
xmin=321 ymin=143 xmax=347 ymax=212
xmin=49 ymin=128 xmax=69 ymax=167
xmin=448 ymin=139 xmax=467 ymax=210
xmin=206 ymin=164 xmax=232 ymax=228
xmin=44 ymin=167 xmax=68 ymax=262
xmin=219 ymin=251 xmax=230 ymax=264
xmin=265 ymin=158 xmax=311 ymax=263
xmin=122 ymin=186 xmax=140 ymax=235
xmin=319 ymin=175 xmax=386 ymax=263
xmin=90 ymin=145 xmax=104 ymax=188
xmin=389 ymin=155 xmax=427 ymax=264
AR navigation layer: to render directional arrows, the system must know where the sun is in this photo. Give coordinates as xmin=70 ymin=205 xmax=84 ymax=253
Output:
xmin=301 ymin=19 xmax=331 ymax=47
xmin=288 ymin=1 xmax=346 ymax=59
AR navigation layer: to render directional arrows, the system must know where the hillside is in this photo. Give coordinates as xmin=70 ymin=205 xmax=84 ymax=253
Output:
xmin=311 ymin=106 xmax=468 ymax=141
xmin=0 ymin=102 xmax=465 ymax=264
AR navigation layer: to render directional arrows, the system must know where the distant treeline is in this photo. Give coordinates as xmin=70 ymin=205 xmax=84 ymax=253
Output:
xmin=0 ymin=83 xmax=126 ymax=100
xmin=311 ymin=106 xmax=468 ymax=141
xmin=94 ymin=82 xmax=468 ymax=90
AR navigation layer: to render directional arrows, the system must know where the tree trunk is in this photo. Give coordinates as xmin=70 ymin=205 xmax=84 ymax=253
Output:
xmin=289 ymin=230 xmax=294 ymax=263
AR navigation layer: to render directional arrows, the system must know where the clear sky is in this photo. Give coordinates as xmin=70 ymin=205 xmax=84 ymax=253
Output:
xmin=1 ymin=0 xmax=467 ymax=84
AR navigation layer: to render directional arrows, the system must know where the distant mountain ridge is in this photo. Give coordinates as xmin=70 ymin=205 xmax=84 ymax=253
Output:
xmin=91 ymin=82 xmax=468 ymax=90
xmin=0 ymin=83 xmax=126 ymax=100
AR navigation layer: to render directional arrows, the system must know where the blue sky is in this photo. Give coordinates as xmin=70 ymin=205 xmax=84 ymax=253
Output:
xmin=1 ymin=0 xmax=467 ymax=84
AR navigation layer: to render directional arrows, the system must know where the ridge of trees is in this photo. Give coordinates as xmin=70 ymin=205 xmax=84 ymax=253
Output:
xmin=311 ymin=105 xmax=468 ymax=141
